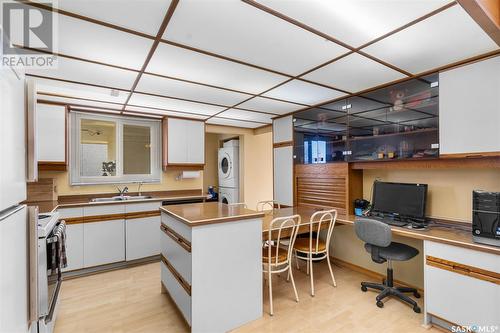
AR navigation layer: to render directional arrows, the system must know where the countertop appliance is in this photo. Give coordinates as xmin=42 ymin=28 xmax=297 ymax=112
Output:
xmin=472 ymin=190 xmax=500 ymax=247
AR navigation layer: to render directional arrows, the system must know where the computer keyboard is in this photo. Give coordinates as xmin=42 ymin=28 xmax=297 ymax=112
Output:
xmin=368 ymin=215 xmax=409 ymax=227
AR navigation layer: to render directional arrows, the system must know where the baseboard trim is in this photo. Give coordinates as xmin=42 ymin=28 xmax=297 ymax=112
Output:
xmin=331 ymin=256 xmax=424 ymax=294
xmin=62 ymin=255 xmax=160 ymax=280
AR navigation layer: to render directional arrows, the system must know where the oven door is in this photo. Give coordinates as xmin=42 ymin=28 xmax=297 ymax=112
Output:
xmin=38 ymin=231 xmax=62 ymax=324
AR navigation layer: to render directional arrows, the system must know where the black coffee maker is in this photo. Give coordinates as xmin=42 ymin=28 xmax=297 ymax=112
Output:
xmin=472 ymin=190 xmax=500 ymax=247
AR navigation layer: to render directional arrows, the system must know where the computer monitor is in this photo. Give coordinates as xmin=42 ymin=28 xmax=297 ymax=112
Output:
xmin=371 ymin=181 xmax=428 ymax=220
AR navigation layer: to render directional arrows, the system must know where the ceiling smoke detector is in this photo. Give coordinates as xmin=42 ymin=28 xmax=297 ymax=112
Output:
xmin=110 ymin=89 xmax=120 ymax=97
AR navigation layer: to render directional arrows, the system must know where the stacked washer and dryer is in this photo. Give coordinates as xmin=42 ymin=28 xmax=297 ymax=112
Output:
xmin=218 ymin=140 xmax=239 ymax=204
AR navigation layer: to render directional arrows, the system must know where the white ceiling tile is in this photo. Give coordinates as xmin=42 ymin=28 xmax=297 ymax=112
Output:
xmin=32 ymin=7 xmax=153 ymax=69
xmin=34 ymin=78 xmax=129 ymax=104
xmin=207 ymin=117 xmax=260 ymax=129
xmin=262 ymin=80 xmax=347 ymax=105
xmin=303 ymin=53 xmax=406 ymax=93
xmin=236 ymin=97 xmax=301 ymax=115
xmin=363 ymin=5 xmax=499 ymax=74
xmin=147 ymin=43 xmax=288 ymax=94
xmin=125 ymin=105 xmax=207 ymax=119
xmin=135 ymin=74 xmax=250 ymax=106
xmin=57 ymin=0 xmax=171 ymax=36
xmin=217 ymin=109 xmax=273 ymax=124
xmin=255 ymin=0 xmax=451 ymax=47
xmin=26 ymin=57 xmax=138 ymax=90
xmin=164 ymin=0 xmax=349 ymax=75
xmin=128 ymin=93 xmax=224 ymax=116
xmin=38 ymin=96 xmax=124 ymax=111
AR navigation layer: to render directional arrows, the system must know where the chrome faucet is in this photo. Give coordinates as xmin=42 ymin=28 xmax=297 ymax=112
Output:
xmin=116 ymin=186 xmax=129 ymax=197
xmin=137 ymin=181 xmax=143 ymax=196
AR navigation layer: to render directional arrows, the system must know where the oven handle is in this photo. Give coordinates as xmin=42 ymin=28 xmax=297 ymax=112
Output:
xmin=44 ymin=279 xmax=61 ymax=324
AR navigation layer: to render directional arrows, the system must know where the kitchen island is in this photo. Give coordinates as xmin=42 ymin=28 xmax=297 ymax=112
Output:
xmin=159 ymin=202 xmax=264 ymax=333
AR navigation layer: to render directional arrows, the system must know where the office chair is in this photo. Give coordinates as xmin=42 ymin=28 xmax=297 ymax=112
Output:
xmin=354 ymin=217 xmax=421 ymax=313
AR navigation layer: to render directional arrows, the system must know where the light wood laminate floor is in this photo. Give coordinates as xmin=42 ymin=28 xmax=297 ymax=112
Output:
xmin=54 ymin=262 xmax=439 ymax=333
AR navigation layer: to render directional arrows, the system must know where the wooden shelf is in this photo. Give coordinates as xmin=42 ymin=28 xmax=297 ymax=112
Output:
xmin=349 ymin=128 xmax=438 ymax=142
xmin=350 ymin=156 xmax=500 ymax=170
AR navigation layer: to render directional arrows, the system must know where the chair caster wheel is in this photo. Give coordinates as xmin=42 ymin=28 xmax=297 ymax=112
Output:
xmin=413 ymin=306 xmax=421 ymax=313
xmin=413 ymin=291 xmax=421 ymax=298
xmin=361 ymin=285 xmax=367 ymax=292
xmin=376 ymin=301 xmax=384 ymax=308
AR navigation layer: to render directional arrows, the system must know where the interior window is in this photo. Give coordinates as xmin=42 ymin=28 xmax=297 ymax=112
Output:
xmin=80 ymin=119 xmax=117 ymax=177
xmin=123 ymin=124 xmax=151 ymax=175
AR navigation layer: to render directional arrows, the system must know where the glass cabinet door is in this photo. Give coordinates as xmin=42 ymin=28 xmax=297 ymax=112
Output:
xmin=293 ymin=103 xmax=348 ymax=164
xmin=347 ymin=73 xmax=439 ymax=161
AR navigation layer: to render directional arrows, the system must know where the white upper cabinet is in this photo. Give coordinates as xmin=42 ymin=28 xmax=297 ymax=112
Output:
xmin=273 ymin=146 xmax=294 ymax=207
xmin=37 ymin=104 xmax=66 ymax=163
xmin=439 ymin=56 xmax=500 ymax=156
xmin=165 ymin=118 xmax=205 ymax=165
xmin=273 ymin=115 xmax=293 ymax=144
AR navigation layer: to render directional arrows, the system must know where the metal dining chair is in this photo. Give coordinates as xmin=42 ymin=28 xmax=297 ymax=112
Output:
xmin=256 ymin=200 xmax=281 ymax=212
xmin=292 ymin=209 xmax=338 ymax=296
xmin=262 ymin=214 xmax=301 ymax=316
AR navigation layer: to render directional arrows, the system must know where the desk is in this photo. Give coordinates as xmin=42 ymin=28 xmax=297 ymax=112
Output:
xmin=263 ymin=205 xmax=500 ymax=330
xmin=262 ymin=206 xmax=500 ymax=255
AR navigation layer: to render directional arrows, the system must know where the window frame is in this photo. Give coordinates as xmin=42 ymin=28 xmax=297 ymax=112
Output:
xmin=70 ymin=112 xmax=162 ymax=185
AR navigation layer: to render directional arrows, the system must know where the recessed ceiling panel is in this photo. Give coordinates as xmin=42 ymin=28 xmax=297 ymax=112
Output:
xmin=57 ymin=0 xmax=171 ymax=36
xmin=125 ymin=105 xmax=207 ymax=119
xmin=34 ymin=78 xmax=130 ymax=104
xmin=164 ymin=0 xmax=348 ymax=75
xmin=26 ymin=57 xmax=138 ymax=90
xmin=303 ymin=53 xmax=406 ymax=93
xmin=217 ymin=109 xmax=273 ymax=124
xmin=262 ymin=80 xmax=347 ymax=105
xmin=255 ymin=0 xmax=451 ymax=47
xmin=46 ymin=8 xmax=153 ymax=69
xmin=135 ymin=74 xmax=250 ymax=106
xmin=363 ymin=5 xmax=499 ymax=74
xmin=128 ymin=93 xmax=224 ymax=116
xmin=207 ymin=117 xmax=260 ymax=129
xmin=147 ymin=43 xmax=288 ymax=94
xmin=237 ymin=97 xmax=302 ymax=115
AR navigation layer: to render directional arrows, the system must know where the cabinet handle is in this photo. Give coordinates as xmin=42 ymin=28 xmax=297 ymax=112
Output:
xmin=161 ymin=223 xmax=192 ymax=252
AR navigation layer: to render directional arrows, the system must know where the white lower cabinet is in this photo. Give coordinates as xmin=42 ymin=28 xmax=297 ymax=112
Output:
xmin=83 ymin=219 xmax=125 ymax=267
xmin=63 ymin=224 xmax=84 ymax=272
xmin=424 ymin=241 xmax=500 ymax=329
xmin=126 ymin=216 xmax=160 ymax=260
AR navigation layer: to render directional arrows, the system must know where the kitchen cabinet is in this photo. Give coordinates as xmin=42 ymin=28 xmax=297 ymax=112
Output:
xmin=273 ymin=115 xmax=293 ymax=144
xmin=439 ymin=56 xmax=500 ymax=156
xmin=82 ymin=205 xmax=125 ymax=268
xmin=36 ymin=104 xmax=67 ymax=170
xmin=57 ymin=207 xmax=84 ymax=272
xmin=274 ymin=145 xmax=293 ymax=206
xmin=164 ymin=117 xmax=205 ymax=166
xmin=424 ymin=241 xmax=499 ymax=330
xmin=125 ymin=201 xmax=161 ymax=261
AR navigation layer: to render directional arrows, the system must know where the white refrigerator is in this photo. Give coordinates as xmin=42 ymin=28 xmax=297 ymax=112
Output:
xmin=0 ymin=54 xmax=30 ymax=332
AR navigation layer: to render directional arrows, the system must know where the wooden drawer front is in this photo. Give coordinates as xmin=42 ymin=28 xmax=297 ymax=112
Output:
xmin=161 ymin=259 xmax=192 ymax=326
xmin=425 ymin=264 xmax=500 ymax=327
xmin=161 ymin=226 xmax=192 ymax=284
xmin=161 ymin=212 xmax=191 ymax=242
xmin=425 ymin=241 xmax=499 ymax=273
xmin=125 ymin=201 xmax=161 ymax=213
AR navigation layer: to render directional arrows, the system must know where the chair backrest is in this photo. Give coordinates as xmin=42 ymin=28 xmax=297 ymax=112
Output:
xmin=267 ymin=214 xmax=301 ymax=265
xmin=256 ymin=200 xmax=280 ymax=212
xmin=309 ymin=209 xmax=337 ymax=253
xmin=354 ymin=217 xmax=391 ymax=247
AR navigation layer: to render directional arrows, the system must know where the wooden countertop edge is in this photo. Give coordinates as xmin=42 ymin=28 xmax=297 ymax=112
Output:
xmin=160 ymin=206 xmax=265 ymax=227
xmin=26 ymin=195 xmax=206 ymax=213
xmin=336 ymin=218 xmax=500 ymax=256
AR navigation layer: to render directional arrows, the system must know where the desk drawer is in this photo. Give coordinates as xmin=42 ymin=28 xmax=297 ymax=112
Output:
xmin=161 ymin=224 xmax=192 ymax=284
xmin=161 ymin=259 xmax=191 ymax=326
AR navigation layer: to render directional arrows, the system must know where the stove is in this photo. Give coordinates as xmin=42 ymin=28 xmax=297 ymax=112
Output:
xmin=37 ymin=212 xmax=60 ymax=238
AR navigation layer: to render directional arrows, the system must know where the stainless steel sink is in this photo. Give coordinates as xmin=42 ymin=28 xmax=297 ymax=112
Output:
xmin=90 ymin=195 xmax=152 ymax=203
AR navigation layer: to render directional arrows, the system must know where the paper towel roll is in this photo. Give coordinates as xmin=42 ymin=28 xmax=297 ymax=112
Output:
xmin=180 ymin=171 xmax=200 ymax=179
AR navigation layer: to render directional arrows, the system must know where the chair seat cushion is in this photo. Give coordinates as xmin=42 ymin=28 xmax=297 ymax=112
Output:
xmin=262 ymin=246 xmax=287 ymax=264
xmin=364 ymin=242 xmax=419 ymax=261
xmin=293 ymin=238 xmax=326 ymax=252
